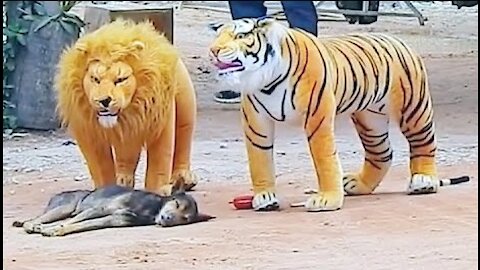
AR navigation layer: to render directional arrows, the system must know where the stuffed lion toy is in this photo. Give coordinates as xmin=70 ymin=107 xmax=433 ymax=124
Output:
xmin=55 ymin=19 xmax=198 ymax=194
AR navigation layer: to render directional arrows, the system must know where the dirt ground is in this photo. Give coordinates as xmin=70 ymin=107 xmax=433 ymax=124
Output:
xmin=3 ymin=2 xmax=478 ymax=270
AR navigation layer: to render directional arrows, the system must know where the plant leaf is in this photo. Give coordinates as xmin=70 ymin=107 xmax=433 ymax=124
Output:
xmin=33 ymin=2 xmax=47 ymax=16
xmin=61 ymin=16 xmax=84 ymax=28
xmin=33 ymin=15 xmax=58 ymax=33
xmin=59 ymin=20 xmax=76 ymax=35
xmin=5 ymin=61 xmax=15 ymax=71
xmin=16 ymin=34 xmax=27 ymax=46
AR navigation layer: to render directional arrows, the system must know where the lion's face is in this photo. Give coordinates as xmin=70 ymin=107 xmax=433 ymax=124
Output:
xmin=83 ymin=60 xmax=137 ymax=128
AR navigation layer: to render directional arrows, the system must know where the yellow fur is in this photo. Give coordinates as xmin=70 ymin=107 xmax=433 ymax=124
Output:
xmin=55 ymin=19 xmax=198 ymax=193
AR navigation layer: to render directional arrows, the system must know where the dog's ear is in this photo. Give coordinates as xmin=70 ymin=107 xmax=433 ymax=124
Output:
xmin=171 ymin=176 xmax=186 ymax=195
xmin=192 ymin=213 xmax=216 ymax=224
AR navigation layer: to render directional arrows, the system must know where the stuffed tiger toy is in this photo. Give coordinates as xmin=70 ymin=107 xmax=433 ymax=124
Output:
xmin=208 ymin=17 xmax=469 ymax=212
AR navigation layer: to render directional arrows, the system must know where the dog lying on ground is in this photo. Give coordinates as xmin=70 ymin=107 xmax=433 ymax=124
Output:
xmin=12 ymin=178 xmax=214 ymax=237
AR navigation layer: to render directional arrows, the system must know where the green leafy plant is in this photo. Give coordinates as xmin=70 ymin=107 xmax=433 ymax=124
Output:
xmin=3 ymin=1 xmax=84 ymax=133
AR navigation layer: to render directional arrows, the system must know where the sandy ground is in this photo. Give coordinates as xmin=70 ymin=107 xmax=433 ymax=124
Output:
xmin=3 ymin=2 xmax=478 ymax=270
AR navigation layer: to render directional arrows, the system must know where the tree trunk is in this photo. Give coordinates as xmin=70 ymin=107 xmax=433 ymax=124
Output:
xmin=10 ymin=1 xmax=80 ymax=130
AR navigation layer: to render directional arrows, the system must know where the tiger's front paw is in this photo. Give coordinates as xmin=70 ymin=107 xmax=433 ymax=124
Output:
xmin=252 ymin=191 xmax=280 ymax=211
xmin=305 ymin=191 xmax=344 ymax=212
xmin=171 ymin=169 xmax=199 ymax=191
xmin=343 ymin=173 xmax=375 ymax=196
xmin=407 ymin=174 xmax=439 ymax=195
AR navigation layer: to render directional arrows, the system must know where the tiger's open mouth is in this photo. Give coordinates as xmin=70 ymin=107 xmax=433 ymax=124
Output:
xmin=213 ymin=60 xmax=245 ymax=75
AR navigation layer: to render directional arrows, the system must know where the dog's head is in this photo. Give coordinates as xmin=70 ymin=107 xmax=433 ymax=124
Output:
xmin=155 ymin=177 xmax=215 ymax=227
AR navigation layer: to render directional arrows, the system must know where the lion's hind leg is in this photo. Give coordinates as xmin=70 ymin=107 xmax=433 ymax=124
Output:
xmin=343 ymin=108 xmax=393 ymax=195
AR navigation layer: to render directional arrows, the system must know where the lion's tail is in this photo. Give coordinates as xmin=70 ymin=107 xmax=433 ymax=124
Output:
xmin=440 ymin=175 xmax=470 ymax=187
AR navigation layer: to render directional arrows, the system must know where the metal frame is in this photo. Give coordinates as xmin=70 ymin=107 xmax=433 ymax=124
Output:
xmin=180 ymin=1 xmax=428 ymax=26
xmin=312 ymin=1 xmax=427 ymax=26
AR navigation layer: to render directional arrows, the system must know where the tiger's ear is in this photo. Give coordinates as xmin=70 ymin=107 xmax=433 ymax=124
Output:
xmin=256 ymin=16 xmax=276 ymax=28
xmin=208 ymin=22 xmax=224 ymax=32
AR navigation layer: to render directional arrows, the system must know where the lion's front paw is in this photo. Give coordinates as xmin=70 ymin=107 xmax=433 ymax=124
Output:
xmin=116 ymin=173 xmax=135 ymax=188
xmin=171 ymin=169 xmax=199 ymax=191
xmin=305 ymin=191 xmax=344 ymax=212
xmin=343 ymin=173 xmax=375 ymax=196
xmin=158 ymin=184 xmax=174 ymax=196
xmin=407 ymin=174 xmax=439 ymax=195
xmin=252 ymin=191 xmax=280 ymax=211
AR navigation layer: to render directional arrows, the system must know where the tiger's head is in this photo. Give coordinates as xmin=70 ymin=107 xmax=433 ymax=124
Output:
xmin=208 ymin=17 xmax=287 ymax=86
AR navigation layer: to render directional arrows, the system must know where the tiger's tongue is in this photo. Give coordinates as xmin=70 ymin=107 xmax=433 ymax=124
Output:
xmin=214 ymin=62 xmax=240 ymax=70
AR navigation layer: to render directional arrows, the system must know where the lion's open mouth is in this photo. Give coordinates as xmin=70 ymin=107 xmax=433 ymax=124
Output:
xmin=97 ymin=109 xmax=119 ymax=117
xmin=97 ymin=109 xmax=119 ymax=128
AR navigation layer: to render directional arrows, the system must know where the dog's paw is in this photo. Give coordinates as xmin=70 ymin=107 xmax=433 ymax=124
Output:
xmin=171 ymin=169 xmax=199 ymax=191
xmin=116 ymin=173 xmax=135 ymax=188
xmin=343 ymin=173 xmax=375 ymax=196
xmin=41 ymin=227 xmax=65 ymax=237
xmin=304 ymin=191 xmax=344 ymax=212
xmin=407 ymin=174 xmax=439 ymax=195
xmin=252 ymin=191 xmax=280 ymax=211
xmin=22 ymin=221 xmax=42 ymax=234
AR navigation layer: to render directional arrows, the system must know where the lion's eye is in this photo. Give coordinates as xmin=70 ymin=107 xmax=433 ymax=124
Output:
xmin=236 ymin=33 xmax=246 ymax=39
xmin=91 ymin=76 xmax=100 ymax=84
xmin=114 ymin=76 xmax=128 ymax=85
xmin=175 ymin=200 xmax=180 ymax=209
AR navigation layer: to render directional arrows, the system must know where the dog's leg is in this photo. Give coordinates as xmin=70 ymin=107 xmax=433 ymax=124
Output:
xmin=36 ymin=206 xmax=113 ymax=234
xmin=20 ymin=205 xmax=77 ymax=234
xmin=40 ymin=213 xmax=136 ymax=237
xmin=171 ymin=60 xmax=198 ymax=191
xmin=145 ymin=101 xmax=175 ymax=196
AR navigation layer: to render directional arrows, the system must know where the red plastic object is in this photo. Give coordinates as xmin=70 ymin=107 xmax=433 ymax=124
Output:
xmin=230 ymin=195 xmax=254 ymax=210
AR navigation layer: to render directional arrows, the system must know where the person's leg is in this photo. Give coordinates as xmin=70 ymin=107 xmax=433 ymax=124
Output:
xmin=281 ymin=1 xmax=318 ymax=36
xmin=214 ymin=1 xmax=267 ymax=104
xmin=229 ymin=1 xmax=267 ymax=19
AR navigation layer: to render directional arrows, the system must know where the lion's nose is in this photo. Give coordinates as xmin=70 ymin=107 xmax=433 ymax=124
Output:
xmin=98 ymin=97 xmax=112 ymax=108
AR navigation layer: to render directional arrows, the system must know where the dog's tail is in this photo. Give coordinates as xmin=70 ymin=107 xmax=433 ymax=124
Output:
xmin=12 ymin=220 xmax=24 ymax=227
xmin=440 ymin=175 xmax=470 ymax=187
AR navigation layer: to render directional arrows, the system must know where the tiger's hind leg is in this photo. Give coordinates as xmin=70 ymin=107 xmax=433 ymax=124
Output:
xmin=400 ymin=98 xmax=438 ymax=195
xmin=343 ymin=108 xmax=393 ymax=195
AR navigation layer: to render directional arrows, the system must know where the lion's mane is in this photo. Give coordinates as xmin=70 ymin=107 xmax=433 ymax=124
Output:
xmin=55 ymin=19 xmax=179 ymax=143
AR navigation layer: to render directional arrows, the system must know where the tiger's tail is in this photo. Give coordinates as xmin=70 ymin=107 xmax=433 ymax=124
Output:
xmin=439 ymin=175 xmax=470 ymax=187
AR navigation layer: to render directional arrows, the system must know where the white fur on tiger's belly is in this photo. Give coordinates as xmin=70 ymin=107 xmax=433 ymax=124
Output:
xmin=98 ymin=115 xmax=118 ymax=128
